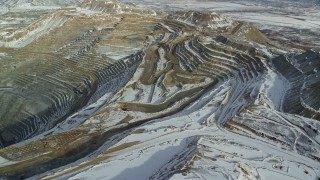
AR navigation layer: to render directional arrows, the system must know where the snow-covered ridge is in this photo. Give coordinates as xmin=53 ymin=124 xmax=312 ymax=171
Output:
xmin=81 ymin=0 xmax=156 ymax=15
xmin=169 ymin=11 xmax=235 ymax=29
xmin=0 ymin=13 xmax=69 ymax=48
xmin=1 ymin=0 xmax=84 ymax=8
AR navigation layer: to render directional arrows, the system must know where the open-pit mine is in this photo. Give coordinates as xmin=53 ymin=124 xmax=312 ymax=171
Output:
xmin=0 ymin=0 xmax=319 ymax=179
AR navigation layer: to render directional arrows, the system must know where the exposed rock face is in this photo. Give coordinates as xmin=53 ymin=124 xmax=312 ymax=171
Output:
xmin=0 ymin=0 xmax=319 ymax=179
xmin=272 ymin=50 xmax=320 ymax=119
